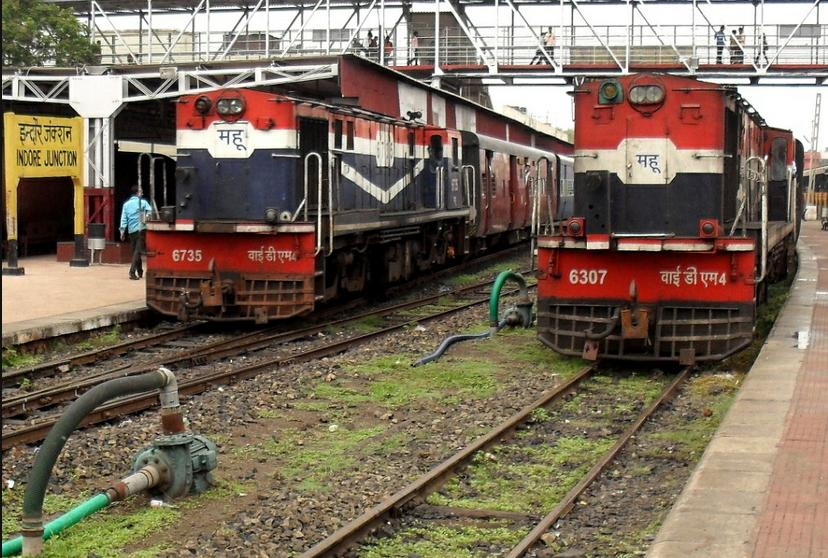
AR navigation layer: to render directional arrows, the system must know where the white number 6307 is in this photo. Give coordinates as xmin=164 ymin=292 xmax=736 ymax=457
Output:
xmin=171 ymin=249 xmax=203 ymax=262
xmin=568 ymin=268 xmax=607 ymax=285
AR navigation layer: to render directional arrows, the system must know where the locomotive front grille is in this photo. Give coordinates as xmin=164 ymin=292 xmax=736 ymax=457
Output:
xmin=147 ymin=272 xmax=315 ymax=321
xmin=538 ymin=301 xmax=754 ymax=362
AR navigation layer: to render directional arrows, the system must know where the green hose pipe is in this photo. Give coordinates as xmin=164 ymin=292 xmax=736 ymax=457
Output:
xmin=20 ymin=369 xmax=174 ymax=556
xmin=2 ymin=493 xmax=111 ymax=557
xmin=489 ymin=270 xmax=530 ymax=327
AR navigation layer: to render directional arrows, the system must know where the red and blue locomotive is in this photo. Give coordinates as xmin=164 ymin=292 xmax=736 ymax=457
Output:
xmin=146 ymin=58 xmax=572 ymax=322
xmin=537 ymin=73 xmax=803 ymax=363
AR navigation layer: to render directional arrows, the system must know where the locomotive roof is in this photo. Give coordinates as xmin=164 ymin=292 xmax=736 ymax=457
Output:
xmin=13 ymin=54 xmax=571 ymax=151
xmin=577 ymin=73 xmax=783 ymax=131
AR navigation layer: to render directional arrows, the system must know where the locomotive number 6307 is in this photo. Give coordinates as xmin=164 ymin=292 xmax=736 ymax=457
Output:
xmin=568 ymin=268 xmax=608 ymax=285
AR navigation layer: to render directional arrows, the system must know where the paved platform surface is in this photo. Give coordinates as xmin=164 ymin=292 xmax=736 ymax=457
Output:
xmin=649 ymin=220 xmax=827 ymax=558
xmin=2 ymin=256 xmax=148 ymax=347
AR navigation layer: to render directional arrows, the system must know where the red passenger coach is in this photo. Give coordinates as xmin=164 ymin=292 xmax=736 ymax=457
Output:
xmin=537 ymin=73 xmax=803 ymax=363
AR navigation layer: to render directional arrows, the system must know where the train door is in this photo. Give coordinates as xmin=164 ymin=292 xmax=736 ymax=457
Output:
xmin=445 ymin=132 xmax=463 ymax=209
xmin=460 ymin=132 xmax=481 ymax=236
xmin=299 ymin=118 xmax=329 ymax=216
xmin=557 ymin=155 xmax=574 ymax=220
xmin=722 ymin=107 xmax=740 ymax=225
xmin=481 ymin=149 xmax=495 ymax=235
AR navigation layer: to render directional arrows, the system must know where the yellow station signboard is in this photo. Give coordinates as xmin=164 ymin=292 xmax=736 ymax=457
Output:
xmin=3 ymin=113 xmax=84 ymax=242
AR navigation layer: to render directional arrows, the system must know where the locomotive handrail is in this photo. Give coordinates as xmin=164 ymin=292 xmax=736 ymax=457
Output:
xmin=460 ymin=164 xmax=477 ymax=223
xmin=303 ymin=151 xmax=325 ymax=256
xmin=137 ymin=152 xmax=161 ymax=220
xmin=327 ymin=154 xmax=336 ymax=256
xmin=437 ymin=166 xmax=445 ymax=210
xmin=743 ymin=155 xmax=769 ymax=283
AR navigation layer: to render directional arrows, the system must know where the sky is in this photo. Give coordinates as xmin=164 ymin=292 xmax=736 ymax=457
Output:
xmin=96 ymin=1 xmax=827 ymax=151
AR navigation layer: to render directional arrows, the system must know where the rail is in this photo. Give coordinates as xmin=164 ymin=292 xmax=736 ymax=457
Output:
xmin=2 ymin=261 xmax=534 ymax=450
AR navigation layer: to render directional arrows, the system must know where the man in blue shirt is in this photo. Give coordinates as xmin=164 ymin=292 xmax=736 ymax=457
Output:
xmin=714 ymin=26 xmax=725 ymax=64
xmin=119 ymin=185 xmax=153 ymax=280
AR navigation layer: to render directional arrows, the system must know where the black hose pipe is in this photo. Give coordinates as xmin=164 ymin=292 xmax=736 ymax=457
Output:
xmin=21 ymin=369 xmax=175 ymax=556
xmin=412 ymin=320 xmax=507 ymax=367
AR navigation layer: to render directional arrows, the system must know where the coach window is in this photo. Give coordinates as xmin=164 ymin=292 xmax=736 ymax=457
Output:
xmin=346 ymin=121 xmax=354 ymax=150
xmin=334 ymin=119 xmax=343 ymax=150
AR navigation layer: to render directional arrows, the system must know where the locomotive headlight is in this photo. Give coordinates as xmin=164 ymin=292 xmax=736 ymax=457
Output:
xmin=194 ymin=95 xmax=212 ymax=114
xmin=629 ymin=85 xmax=665 ymax=105
xmin=216 ymin=97 xmax=245 ymax=117
xmin=644 ymin=85 xmax=665 ymax=103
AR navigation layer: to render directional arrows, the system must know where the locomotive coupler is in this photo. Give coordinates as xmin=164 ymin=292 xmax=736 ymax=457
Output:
xmin=177 ymin=292 xmax=203 ymax=321
xmin=619 ymin=280 xmax=651 ymax=340
xmin=620 ymin=307 xmax=650 ymax=339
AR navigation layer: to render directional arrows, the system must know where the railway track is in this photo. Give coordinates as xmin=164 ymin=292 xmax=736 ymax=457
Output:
xmin=2 ymin=245 xmax=528 ymax=391
xmin=1 ymin=322 xmax=204 ymax=389
xmin=299 ymin=366 xmax=692 ymax=557
xmin=1 ymin=273 xmax=533 ymax=451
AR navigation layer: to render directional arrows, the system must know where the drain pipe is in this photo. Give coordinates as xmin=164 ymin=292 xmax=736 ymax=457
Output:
xmin=2 ymin=465 xmax=163 ymax=557
xmin=18 ymin=368 xmax=179 ymax=556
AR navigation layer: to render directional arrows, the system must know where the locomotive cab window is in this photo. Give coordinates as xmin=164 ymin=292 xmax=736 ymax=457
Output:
xmin=346 ymin=120 xmax=354 ymax=150
xmin=770 ymin=138 xmax=788 ymax=182
xmin=333 ymin=119 xmax=343 ymax=150
xmin=429 ymin=134 xmax=444 ymax=161
xmin=408 ymin=130 xmax=415 ymax=158
xmin=451 ymin=137 xmax=459 ymax=169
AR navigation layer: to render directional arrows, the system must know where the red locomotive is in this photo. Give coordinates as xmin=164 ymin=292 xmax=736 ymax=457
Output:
xmin=537 ymin=73 xmax=803 ymax=363
xmin=145 ymin=56 xmax=572 ymax=322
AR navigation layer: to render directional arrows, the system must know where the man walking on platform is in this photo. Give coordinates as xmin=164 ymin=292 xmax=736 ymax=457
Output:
xmin=119 ymin=185 xmax=153 ymax=280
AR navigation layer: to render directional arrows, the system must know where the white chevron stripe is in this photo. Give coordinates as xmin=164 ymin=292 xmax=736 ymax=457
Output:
xmin=340 ymin=160 xmax=426 ymax=204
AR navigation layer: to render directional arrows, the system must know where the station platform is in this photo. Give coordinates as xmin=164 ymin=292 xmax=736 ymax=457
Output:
xmin=649 ymin=220 xmax=827 ymax=558
xmin=1 ymin=255 xmax=148 ymax=347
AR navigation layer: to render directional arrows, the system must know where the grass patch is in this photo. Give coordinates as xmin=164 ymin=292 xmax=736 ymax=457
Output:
xmin=721 ymin=279 xmax=791 ymax=372
xmin=238 ymin=425 xmax=391 ymax=490
xmin=361 ymin=524 xmax=528 ymax=558
xmin=75 ymin=326 xmax=122 ymax=352
xmin=429 ymin=435 xmax=614 ymax=513
xmin=179 ymin=479 xmax=253 ymax=510
xmin=639 ymin=373 xmax=741 ymax=461
xmin=38 ymin=506 xmax=179 ymax=558
xmin=349 ymin=314 xmax=388 ymax=333
xmin=1 ymin=347 xmax=41 ymax=369
xmin=256 ymin=408 xmax=283 ymax=419
xmin=2 ymin=487 xmax=177 ymax=558
xmin=315 ymin=354 xmax=498 ymax=409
